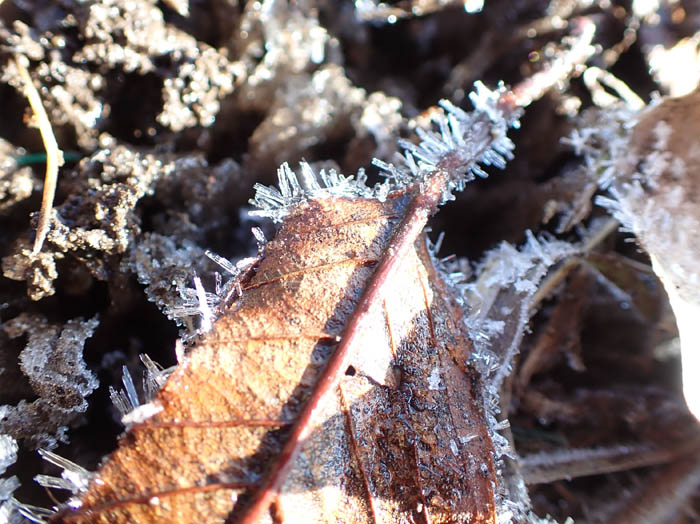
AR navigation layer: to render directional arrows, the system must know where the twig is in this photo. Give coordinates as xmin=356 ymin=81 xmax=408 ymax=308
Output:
xmin=13 ymin=55 xmax=65 ymax=255
xmin=507 ymin=17 xmax=596 ymax=108
xmin=521 ymin=438 xmax=700 ymax=484
xmin=583 ymin=66 xmax=645 ymax=109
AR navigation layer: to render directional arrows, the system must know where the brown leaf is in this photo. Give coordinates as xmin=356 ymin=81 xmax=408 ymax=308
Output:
xmin=597 ymin=86 xmax=700 ymax=418
xmin=46 ymin=26 xmax=598 ymax=520
xmin=51 ymin=192 xmax=497 ymax=523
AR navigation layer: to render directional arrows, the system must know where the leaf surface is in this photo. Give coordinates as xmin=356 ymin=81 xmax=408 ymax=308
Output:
xmin=52 ymin=191 xmax=497 ymax=523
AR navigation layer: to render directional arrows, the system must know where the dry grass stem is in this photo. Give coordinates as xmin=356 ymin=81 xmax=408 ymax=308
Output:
xmin=13 ymin=55 xmax=65 ymax=255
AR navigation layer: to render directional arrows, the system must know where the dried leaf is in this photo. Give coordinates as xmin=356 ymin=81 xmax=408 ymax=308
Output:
xmin=593 ymin=87 xmax=700 ymax=418
xmin=45 ymin=79 xmax=527 ymax=523
xmin=52 ymin=192 xmax=497 ymax=524
xmin=43 ymin=22 xmax=597 ymax=520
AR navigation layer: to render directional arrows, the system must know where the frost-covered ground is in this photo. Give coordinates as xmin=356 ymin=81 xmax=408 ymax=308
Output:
xmin=0 ymin=0 xmax=699 ymax=522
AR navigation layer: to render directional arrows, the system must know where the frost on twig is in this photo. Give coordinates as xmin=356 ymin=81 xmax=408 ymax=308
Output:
xmin=0 ymin=314 xmax=99 ymax=449
xmin=521 ymin=442 xmax=693 ymax=485
xmin=251 ymin=81 xmax=520 ymax=223
xmin=374 ymin=82 xmax=519 ymax=193
xmin=464 ymin=232 xmax=579 ymax=394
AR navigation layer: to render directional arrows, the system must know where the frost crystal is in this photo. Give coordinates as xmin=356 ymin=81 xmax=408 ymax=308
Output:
xmin=0 ymin=435 xmax=17 ymax=475
xmin=250 ymin=162 xmax=383 ymax=223
xmin=140 ymin=354 xmax=171 ymax=400
xmin=0 ymin=476 xmax=20 ymax=505
xmin=14 ymin=502 xmax=55 ymax=523
xmin=120 ymin=402 xmax=164 ymax=426
xmin=109 ymin=365 xmax=140 ymax=419
xmin=193 ymin=275 xmax=214 ymax=333
xmin=376 ymin=83 xmax=519 ymax=198
xmin=251 ymin=82 xmax=521 ymax=222
xmin=126 ymin=233 xmax=218 ymax=333
xmin=35 ymin=449 xmax=93 ymax=495
xmin=0 ymin=435 xmax=22 ymax=524
xmin=126 ymin=233 xmax=257 ymax=337
xmin=109 ymin=357 xmax=172 ymax=427
xmin=1 ymin=315 xmax=99 ymax=449
xmin=0 ymin=437 xmax=19 ymax=505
